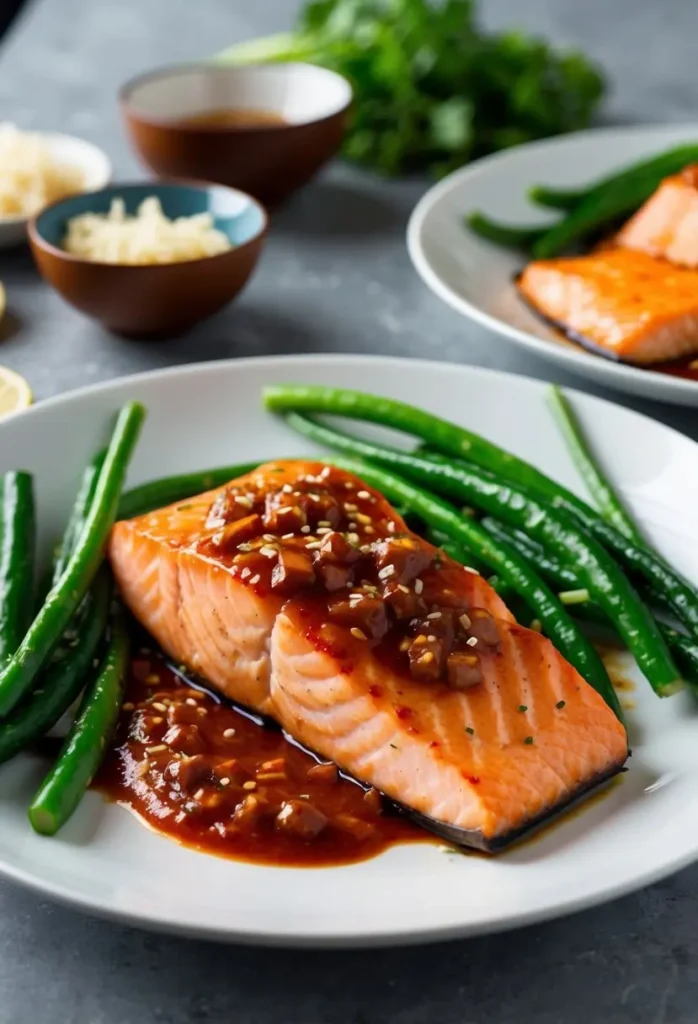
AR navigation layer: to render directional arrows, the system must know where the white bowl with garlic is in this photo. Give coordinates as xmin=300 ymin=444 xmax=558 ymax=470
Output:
xmin=0 ymin=124 xmax=111 ymax=247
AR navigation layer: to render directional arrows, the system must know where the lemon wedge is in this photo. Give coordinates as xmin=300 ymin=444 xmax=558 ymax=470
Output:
xmin=0 ymin=365 xmax=32 ymax=419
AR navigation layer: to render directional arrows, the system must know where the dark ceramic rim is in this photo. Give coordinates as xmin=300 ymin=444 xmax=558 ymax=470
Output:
xmin=28 ymin=177 xmax=269 ymax=270
xmin=118 ymin=60 xmax=352 ymax=134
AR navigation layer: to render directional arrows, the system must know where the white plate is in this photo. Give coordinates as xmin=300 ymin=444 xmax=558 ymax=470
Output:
xmin=2 ymin=354 xmax=698 ymax=947
xmin=407 ymin=124 xmax=698 ymax=407
xmin=0 ymin=131 xmax=111 ymax=247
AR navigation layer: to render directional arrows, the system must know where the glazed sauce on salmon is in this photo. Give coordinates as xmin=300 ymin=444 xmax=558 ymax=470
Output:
xmin=96 ymin=652 xmax=429 ymax=867
xmin=175 ymin=109 xmax=287 ymax=129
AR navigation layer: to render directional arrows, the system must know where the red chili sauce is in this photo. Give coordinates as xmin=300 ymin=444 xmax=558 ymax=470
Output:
xmin=96 ymin=652 xmax=431 ymax=867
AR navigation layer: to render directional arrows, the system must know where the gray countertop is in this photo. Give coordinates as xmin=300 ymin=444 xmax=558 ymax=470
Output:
xmin=0 ymin=1 xmax=697 ymax=1021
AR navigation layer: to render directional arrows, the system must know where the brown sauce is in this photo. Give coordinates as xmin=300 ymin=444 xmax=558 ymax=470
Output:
xmin=652 ymin=358 xmax=698 ymax=382
xmin=95 ymin=652 xmax=430 ymax=867
xmin=176 ymin=108 xmax=287 ymax=130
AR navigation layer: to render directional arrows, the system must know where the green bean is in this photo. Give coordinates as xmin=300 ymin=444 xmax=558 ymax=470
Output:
xmin=267 ymin=386 xmax=698 ymax=641
xmin=532 ymin=175 xmax=660 ymax=259
xmin=480 ymin=518 xmax=579 ymax=589
xmin=547 ymin=386 xmax=643 ymax=544
xmin=528 ymin=144 xmax=698 ymax=215
xmin=0 ymin=568 xmax=111 ymax=765
xmin=28 ymin=604 xmax=130 ymax=836
xmin=324 ymin=452 xmax=622 ymax=719
xmin=118 ymin=461 xmax=261 ymax=520
xmin=423 ymin=525 xmax=489 ymax=574
xmin=0 ymin=402 xmax=144 ymax=717
xmin=0 ymin=472 xmax=35 ymax=665
xmin=52 ymin=452 xmax=106 ymax=585
xmin=465 ymin=212 xmax=548 ymax=251
xmin=527 ymin=185 xmax=584 ymax=211
xmin=282 ymin=412 xmax=680 ymax=696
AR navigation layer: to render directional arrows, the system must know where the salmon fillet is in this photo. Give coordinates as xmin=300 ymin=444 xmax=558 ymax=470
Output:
xmin=518 ymin=249 xmax=698 ymax=364
xmin=109 ymin=460 xmax=628 ymax=850
xmin=617 ymin=166 xmax=698 ymax=268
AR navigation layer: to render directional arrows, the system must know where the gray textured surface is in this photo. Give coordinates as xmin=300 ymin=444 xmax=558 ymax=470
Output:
xmin=0 ymin=1 xmax=697 ymax=1021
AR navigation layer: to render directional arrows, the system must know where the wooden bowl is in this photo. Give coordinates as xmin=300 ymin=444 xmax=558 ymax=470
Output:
xmin=119 ymin=62 xmax=352 ymax=205
xmin=28 ymin=181 xmax=267 ymax=338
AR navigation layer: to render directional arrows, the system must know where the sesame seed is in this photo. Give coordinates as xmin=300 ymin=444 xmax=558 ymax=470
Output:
xmin=234 ymin=495 xmax=253 ymax=508
xmin=414 ymin=579 xmax=424 ymax=595
xmin=194 ymin=788 xmax=205 ymax=800
xmin=243 ymin=781 xmax=257 ymax=790
xmin=387 ymin=522 xmax=396 ymax=533
xmin=355 ymin=513 xmax=372 ymax=525
xmin=257 ymin=772 xmax=286 ymax=781
xmin=459 ymin=613 xmax=472 ymax=630
xmin=237 ymin=542 xmax=253 ymax=552
xmin=300 ymin=525 xmax=311 ymax=534
xmin=316 ymin=527 xmax=332 ymax=535
xmin=282 ymin=483 xmax=294 ymax=493
xmin=350 ymin=627 xmax=368 ymax=640
xmin=419 ymin=651 xmax=435 ymax=663
xmin=223 ymin=728 xmax=236 ymax=738
xmin=249 ymin=574 xmax=261 ymax=585
xmin=151 ymin=717 xmax=163 ymax=725
xmin=220 ymin=777 xmax=230 ymax=786
xmin=426 ymin=611 xmax=441 ymax=620
xmin=346 ymin=532 xmax=360 ymax=545
xmin=259 ymin=546 xmax=278 ymax=558
xmin=122 ymin=702 xmax=134 ymax=712
xmin=348 ymin=522 xmax=358 ymax=530
xmin=305 ymin=541 xmax=323 ymax=550
xmin=281 ymin=532 xmax=295 ymax=540
xmin=466 ymin=636 xmax=479 ymax=647
xmin=397 ymin=584 xmax=410 ymax=593
xmin=262 ymin=533 xmax=276 ymax=542
xmin=146 ymin=744 xmax=168 ymax=754
xmin=463 ymin=566 xmax=480 ymax=575
xmin=240 ymin=568 xmax=251 ymax=579
xmin=427 ymin=634 xmax=437 ymax=642
xmin=186 ymin=698 xmax=197 ymax=706
xmin=378 ymin=565 xmax=395 ymax=580
xmin=151 ymin=702 xmax=167 ymax=712
xmin=399 ymin=637 xmax=411 ymax=651
xmin=344 ymin=503 xmax=358 ymax=513
xmin=364 ymin=526 xmax=375 ymax=534
xmin=318 ymin=519 xmax=332 ymax=527
xmin=357 ymin=490 xmax=371 ymax=499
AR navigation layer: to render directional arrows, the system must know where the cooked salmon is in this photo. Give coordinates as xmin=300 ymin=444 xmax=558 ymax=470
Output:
xmin=617 ymin=165 xmax=698 ymax=267
xmin=109 ymin=460 xmax=628 ymax=850
xmin=518 ymin=248 xmax=698 ymax=364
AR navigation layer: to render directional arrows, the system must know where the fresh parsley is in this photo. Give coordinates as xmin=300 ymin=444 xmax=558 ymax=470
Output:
xmin=218 ymin=0 xmax=605 ymax=176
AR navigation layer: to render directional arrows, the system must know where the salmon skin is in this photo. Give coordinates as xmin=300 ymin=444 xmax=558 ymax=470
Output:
xmin=617 ymin=165 xmax=698 ymax=268
xmin=109 ymin=460 xmax=628 ymax=852
xmin=518 ymin=249 xmax=698 ymax=365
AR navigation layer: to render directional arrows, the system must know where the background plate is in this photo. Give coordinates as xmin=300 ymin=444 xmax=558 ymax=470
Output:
xmin=407 ymin=125 xmax=698 ymax=407
xmin=1 ymin=353 xmax=698 ymax=947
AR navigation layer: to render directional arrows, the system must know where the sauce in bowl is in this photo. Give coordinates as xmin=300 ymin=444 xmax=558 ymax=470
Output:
xmin=175 ymin=109 xmax=288 ymax=130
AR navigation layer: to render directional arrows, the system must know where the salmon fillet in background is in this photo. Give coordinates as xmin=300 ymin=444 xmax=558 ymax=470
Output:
xmin=109 ymin=460 xmax=628 ymax=851
xmin=518 ymin=248 xmax=698 ymax=365
xmin=617 ymin=165 xmax=698 ymax=268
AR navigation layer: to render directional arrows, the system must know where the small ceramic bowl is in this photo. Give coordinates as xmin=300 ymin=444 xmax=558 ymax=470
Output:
xmin=0 ymin=132 xmax=111 ymax=248
xmin=28 ymin=180 xmax=267 ymax=337
xmin=119 ymin=62 xmax=352 ymax=205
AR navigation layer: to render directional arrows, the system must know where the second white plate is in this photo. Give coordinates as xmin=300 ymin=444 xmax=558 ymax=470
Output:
xmin=407 ymin=124 xmax=698 ymax=407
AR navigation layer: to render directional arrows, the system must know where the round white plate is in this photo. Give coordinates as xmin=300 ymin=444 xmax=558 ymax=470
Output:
xmin=1 ymin=354 xmax=698 ymax=947
xmin=407 ymin=124 xmax=698 ymax=407
xmin=0 ymin=131 xmax=111 ymax=248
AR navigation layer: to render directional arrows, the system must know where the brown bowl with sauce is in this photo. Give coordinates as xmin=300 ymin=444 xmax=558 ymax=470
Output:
xmin=119 ymin=62 xmax=352 ymax=206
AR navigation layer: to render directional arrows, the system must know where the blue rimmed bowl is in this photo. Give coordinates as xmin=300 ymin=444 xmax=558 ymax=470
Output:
xmin=28 ymin=181 xmax=268 ymax=337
